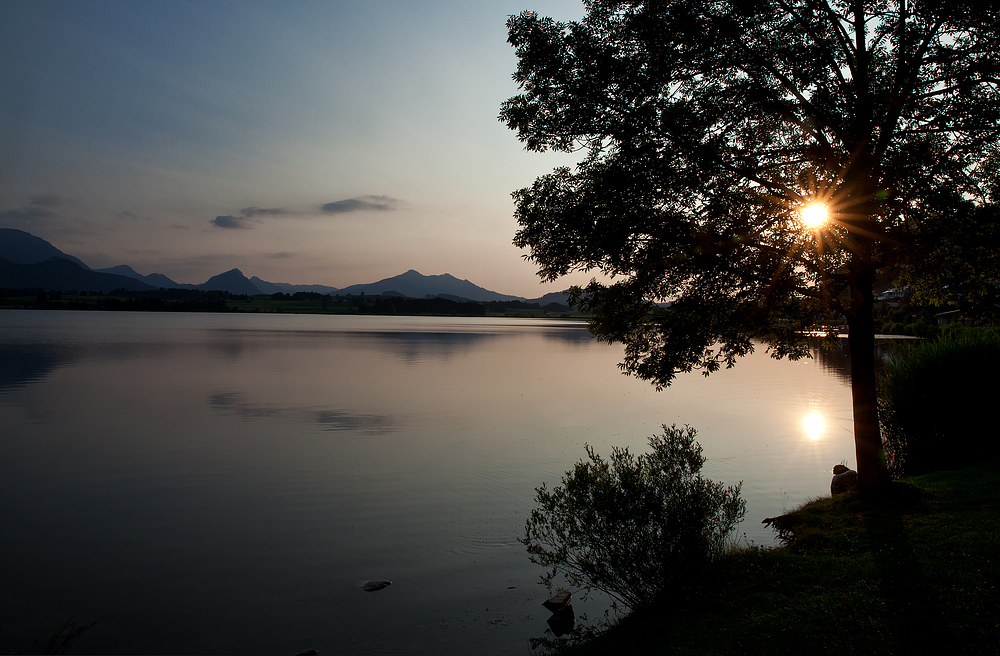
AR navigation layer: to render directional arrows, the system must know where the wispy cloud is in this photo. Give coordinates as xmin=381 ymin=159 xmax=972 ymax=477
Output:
xmin=267 ymin=251 xmax=294 ymax=259
xmin=210 ymin=215 xmax=255 ymax=229
xmin=0 ymin=195 xmax=68 ymax=222
xmin=320 ymin=195 xmax=401 ymax=213
xmin=240 ymin=206 xmax=290 ymax=218
xmin=28 ymin=194 xmax=66 ymax=208
xmin=207 ymin=206 xmax=291 ymax=229
xmin=0 ymin=206 xmax=54 ymax=222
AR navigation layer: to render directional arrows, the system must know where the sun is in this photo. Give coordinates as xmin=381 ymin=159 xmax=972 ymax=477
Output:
xmin=800 ymin=202 xmax=829 ymax=229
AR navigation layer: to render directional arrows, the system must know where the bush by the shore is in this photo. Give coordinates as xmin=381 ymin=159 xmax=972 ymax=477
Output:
xmin=878 ymin=326 xmax=1000 ymax=477
xmin=551 ymin=462 xmax=1000 ymax=655
xmin=521 ymin=424 xmax=745 ymax=611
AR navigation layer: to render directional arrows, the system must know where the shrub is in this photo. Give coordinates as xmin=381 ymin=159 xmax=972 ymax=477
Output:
xmin=879 ymin=327 xmax=1000 ymax=477
xmin=520 ymin=424 xmax=745 ymax=610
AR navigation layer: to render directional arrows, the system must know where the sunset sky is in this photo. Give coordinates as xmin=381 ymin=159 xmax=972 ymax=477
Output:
xmin=0 ymin=0 xmax=591 ymax=297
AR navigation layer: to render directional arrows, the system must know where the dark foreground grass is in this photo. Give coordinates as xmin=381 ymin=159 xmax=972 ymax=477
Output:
xmin=558 ymin=462 xmax=1000 ymax=655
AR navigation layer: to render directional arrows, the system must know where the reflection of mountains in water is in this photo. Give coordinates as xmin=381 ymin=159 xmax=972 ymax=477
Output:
xmin=1 ymin=339 xmax=192 ymax=391
xmin=0 ymin=323 xmax=594 ymax=392
xmin=203 ymin=324 xmax=592 ymax=363
xmin=0 ymin=343 xmax=81 ymax=393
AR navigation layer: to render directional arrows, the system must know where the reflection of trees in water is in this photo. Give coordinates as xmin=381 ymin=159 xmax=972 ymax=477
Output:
xmin=205 ymin=329 xmax=500 ymax=364
xmin=808 ymin=338 xmax=908 ymax=384
xmin=205 ymin=324 xmax=595 ymax=363
xmin=809 ymin=339 xmax=852 ymax=383
xmin=1 ymin=325 xmax=595 ymax=393
xmin=541 ymin=324 xmax=594 ymax=347
xmin=342 ymin=327 xmax=592 ymax=362
xmin=359 ymin=331 xmax=496 ymax=364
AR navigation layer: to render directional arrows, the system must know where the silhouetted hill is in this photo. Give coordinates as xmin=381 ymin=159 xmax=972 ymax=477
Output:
xmin=200 ymin=268 xmax=261 ymax=295
xmin=95 ymin=265 xmax=185 ymax=289
xmin=534 ymin=291 xmax=573 ymax=307
xmin=249 ymin=276 xmax=339 ymax=295
xmin=146 ymin=272 xmax=185 ymax=288
xmin=337 ymin=269 xmax=522 ymax=302
xmin=0 ymin=229 xmax=573 ymax=303
xmin=0 ymin=228 xmax=90 ymax=269
xmin=0 ymin=257 xmax=155 ymax=292
xmin=96 ymin=264 xmax=144 ymax=278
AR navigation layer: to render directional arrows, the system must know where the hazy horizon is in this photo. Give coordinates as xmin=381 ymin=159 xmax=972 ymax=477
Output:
xmin=0 ymin=0 xmax=598 ymax=298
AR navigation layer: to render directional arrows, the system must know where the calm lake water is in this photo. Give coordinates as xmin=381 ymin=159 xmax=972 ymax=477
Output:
xmin=1 ymin=310 xmax=858 ymax=654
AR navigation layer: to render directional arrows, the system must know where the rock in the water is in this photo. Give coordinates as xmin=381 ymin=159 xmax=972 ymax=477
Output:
xmin=362 ymin=579 xmax=392 ymax=592
xmin=542 ymin=590 xmax=572 ymax=612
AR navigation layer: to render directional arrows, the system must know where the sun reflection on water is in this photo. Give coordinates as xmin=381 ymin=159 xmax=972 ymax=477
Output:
xmin=803 ymin=411 xmax=826 ymax=441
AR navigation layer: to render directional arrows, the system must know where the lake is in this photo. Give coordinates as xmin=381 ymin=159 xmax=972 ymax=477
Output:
xmin=1 ymin=310 xmax=858 ymax=654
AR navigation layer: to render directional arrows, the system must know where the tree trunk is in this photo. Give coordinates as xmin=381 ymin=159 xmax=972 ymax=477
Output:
xmin=847 ymin=274 xmax=890 ymax=492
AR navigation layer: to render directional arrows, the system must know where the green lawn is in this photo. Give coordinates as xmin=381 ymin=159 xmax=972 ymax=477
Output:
xmin=557 ymin=462 xmax=1000 ymax=655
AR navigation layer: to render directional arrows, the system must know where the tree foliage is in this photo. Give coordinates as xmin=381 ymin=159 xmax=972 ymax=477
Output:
xmin=521 ymin=424 xmax=745 ymax=610
xmin=502 ymin=0 xmax=1000 ymax=489
xmin=896 ymin=202 xmax=1000 ymax=324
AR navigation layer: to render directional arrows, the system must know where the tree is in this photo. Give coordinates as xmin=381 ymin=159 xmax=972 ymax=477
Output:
xmin=501 ymin=0 xmax=1000 ymax=492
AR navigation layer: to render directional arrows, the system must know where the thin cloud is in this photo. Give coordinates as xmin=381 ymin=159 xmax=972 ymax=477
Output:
xmin=240 ymin=206 xmax=291 ymax=218
xmin=267 ymin=252 xmax=294 ymax=259
xmin=28 ymin=194 xmax=66 ymax=208
xmin=0 ymin=194 xmax=70 ymax=222
xmin=211 ymin=215 xmax=255 ymax=229
xmin=320 ymin=195 xmax=401 ymax=213
xmin=0 ymin=204 xmax=57 ymax=222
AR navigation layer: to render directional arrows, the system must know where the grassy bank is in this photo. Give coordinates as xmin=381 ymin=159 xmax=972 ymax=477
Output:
xmin=560 ymin=462 xmax=999 ymax=655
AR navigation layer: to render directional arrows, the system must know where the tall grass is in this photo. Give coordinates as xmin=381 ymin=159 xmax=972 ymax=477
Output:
xmin=878 ymin=326 xmax=1000 ymax=477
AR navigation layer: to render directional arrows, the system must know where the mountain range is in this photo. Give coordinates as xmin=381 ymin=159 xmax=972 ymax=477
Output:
xmin=0 ymin=228 xmax=568 ymax=304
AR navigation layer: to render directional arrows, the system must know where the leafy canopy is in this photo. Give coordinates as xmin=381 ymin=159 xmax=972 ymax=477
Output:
xmin=502 ymin=0 xmax=1000 ymax=389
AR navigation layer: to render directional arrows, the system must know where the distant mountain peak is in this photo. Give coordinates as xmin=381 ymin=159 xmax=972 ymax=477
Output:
xmin=1 ymin=229 xmax=564 ymax=302
xmin=201 ymin=268 xmax=260 ymax=295
xmin=337 ymin=269 xmax=524 ymax=303
xmin=0 ymin=228 xmax=90 ymax=269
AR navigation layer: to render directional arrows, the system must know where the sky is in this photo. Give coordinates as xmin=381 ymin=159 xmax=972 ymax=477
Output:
xmin=0 ymin=0 xmax=592 ymax=297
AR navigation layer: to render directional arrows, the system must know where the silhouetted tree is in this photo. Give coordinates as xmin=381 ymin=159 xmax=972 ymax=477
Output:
xmin=502 ymin=0 xmax=1000 ymax=491
xmin=897 ymin=202 xmax=1000 ymax=324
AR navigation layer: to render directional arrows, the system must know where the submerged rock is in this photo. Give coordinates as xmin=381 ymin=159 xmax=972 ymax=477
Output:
xmin=362 ymin=579 xmax=392 ymax=592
